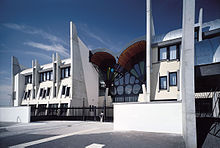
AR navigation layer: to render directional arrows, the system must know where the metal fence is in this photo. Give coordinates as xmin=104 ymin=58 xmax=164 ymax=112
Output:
xmin=31 ymin=106 xmax=113 ymax=122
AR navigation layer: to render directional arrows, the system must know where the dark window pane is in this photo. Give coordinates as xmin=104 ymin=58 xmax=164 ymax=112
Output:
xmin=169 ymin=45 xmax=177 ymax=60
xmin=169 ymin=72 xmax=177 ymax=86
xmin=47 ymin=88 xmax=51 ymax=96
xmin=159 ymin=76 xmax=167 ymax=89
xmin=66 ymin=87 xmax=70 ymax=96
xmin=40 ymin=88 xmax=43 ymax=97
xmin=160 ymin=47 xmax=167 ymax=60
xmin=27 ymin=90 xmax=31 ymax=98
xmin=62 ymin=86 xmax=66 ymax=95
xmin=43 ymin=90 xmax=46 ymax=98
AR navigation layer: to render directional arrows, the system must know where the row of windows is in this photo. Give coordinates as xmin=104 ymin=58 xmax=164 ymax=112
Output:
xmin=159 ymin=44 xmax=180 ymax=61
xmin=25 ymin=67 xmax=71 ymax=85
xmin=159 ymin=72 xmax=177 ymax=90
xmin=39 ymin=87 xmax=51 ymax=98
xmin=25 ymin=75 xmax=32 ymax=84
xmin=40 ymin=71 xmax=53 ymax=82
xmin=23 ymin=90 xmax=31 ymax=99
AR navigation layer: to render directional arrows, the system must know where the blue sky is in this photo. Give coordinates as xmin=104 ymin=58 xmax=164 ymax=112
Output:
xmin=0 ymin=0 xmax=219 ymax=106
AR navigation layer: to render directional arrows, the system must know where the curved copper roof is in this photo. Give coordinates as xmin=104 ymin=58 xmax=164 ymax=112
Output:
xmin=118 ymin=40 xmax=146 ymax=70
xmin=90 ymin=51 xmax=116 ymax=71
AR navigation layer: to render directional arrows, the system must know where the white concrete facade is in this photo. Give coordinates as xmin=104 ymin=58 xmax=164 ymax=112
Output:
xmin=12 ymin=22 xmax=99 ymax=109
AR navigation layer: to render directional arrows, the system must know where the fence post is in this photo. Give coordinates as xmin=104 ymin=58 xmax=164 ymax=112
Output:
xmin=83 ymin=98 xmax=85 ymax=121
xmin=94 ymin=106 xmax=96 ymax=121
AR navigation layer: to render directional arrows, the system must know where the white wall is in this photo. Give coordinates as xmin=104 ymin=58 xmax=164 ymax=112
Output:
xmin=114 ymin=101 xmax=182 ymax=134
xmin=0 ymin=106 xmax=30 ymax=123
xmin=78 ymin=38 xmax=99 ymax=107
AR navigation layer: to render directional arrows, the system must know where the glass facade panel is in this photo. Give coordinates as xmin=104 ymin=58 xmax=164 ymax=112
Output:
xmin=130 ymin=76 xmax=135 ymax=84
xmin=125 ymin=73 xmax=130 ymax=84
xmin=133 ymin=84 xmax=141 ymax=94
xmin=117 ymin=86 xmax=123 ymax=95
xmin=119 ymin=77 xmax=124 ymax=85
xmin=125 ymin=85 xmax=132 ymax=94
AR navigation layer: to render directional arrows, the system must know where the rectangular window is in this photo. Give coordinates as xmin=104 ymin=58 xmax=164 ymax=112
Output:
xmin=61 ymin=68 xmax=65 ymax=79
xmin=62 ymin=86 xmax=66 ymax=95
xmin=169 ymin=45 xmax=177 ymax=60
xmin=43 ymin=90 xmax=46 ymax=98
xmin=159 ymin=76 xmax=167 ymax=90
xmin=44 ymin=73 xmax=46 ymax=81
xmin=27 ymin=90 xmax=31 ymax=98
xmin=46 ymin=88 xmax=51 ymax=96
xmin=54 ymin=86 xmax=57 ymax=97
xmin=159 ymin=47 xmax=167 ymax=61
xmin=46 ymin=72 xmax=50 ymax=80
xmin=24 ymin=92 xmax=27 ymax=99
xmin=65 ymin=68 xmax=69 ymax=78
xmin=50 ymin=71 xmax=53 ymax=80
xmin=68 ymin=67 xmax=70 ymax=76
xmin=169 ymin=72 xmax=177 ymax=86
xmin=39 ymin=88 xmax=43 ymax=97
xmin=33 ymin=89 xmax=35 ymax=99
xmin=25 ymin=75 xmax=32 ymax=84
xmin=66 ymin=87 xmax=70 ymax=96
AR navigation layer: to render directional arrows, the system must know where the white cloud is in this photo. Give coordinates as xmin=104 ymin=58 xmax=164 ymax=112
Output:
xmin=25 ymin=51 xmax=52 ymax=60
xmin=24 ymin=41 xmax=69 ymax=58
xmin=3 ymin=23 xmax=68 ymax=46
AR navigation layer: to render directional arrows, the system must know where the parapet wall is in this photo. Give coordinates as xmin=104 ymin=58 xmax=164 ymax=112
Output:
xmin=0 ymin=106 xmax=30 ymax=123
xmin=114 ymin=101 xmax=182 ymax=134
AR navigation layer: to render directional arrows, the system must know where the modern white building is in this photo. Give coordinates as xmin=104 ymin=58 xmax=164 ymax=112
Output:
xmin=12 ymin=22 xmax=99 ymax=111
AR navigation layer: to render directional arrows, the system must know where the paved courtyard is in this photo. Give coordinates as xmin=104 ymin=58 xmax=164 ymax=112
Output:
xmin=0 ymin=121 xmax=185 ymax=148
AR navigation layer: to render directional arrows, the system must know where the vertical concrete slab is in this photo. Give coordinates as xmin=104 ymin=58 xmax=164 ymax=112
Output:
xmin=181 ymin=0 xmax=197 ymax=147
xmin=70 ymin=21 xmax=88 ymax=107
xmin=11 ymin=56 xmax=21 ymax=106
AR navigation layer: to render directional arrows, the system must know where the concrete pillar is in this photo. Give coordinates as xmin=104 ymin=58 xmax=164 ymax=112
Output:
xmin=34 ymin=60 xmax=40 ymax=99
xmin=146 ymin=0 xmax=151 ymax=102
xmin=181 ymin=0 xmax=197 ymax=147
xmin=56 ymin=53 xmax=61 ymax=97
xmin=52 ymin=54 xmax=56 ymax=98
xmin=198 ymin=8 xmax=203 ymax=42
xmin=32 ymin=60 xmax=35 ymax=100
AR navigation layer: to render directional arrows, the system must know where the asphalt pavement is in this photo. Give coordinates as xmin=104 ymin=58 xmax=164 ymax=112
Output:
xmin=0 ymin=121 xmax=185 ymax=148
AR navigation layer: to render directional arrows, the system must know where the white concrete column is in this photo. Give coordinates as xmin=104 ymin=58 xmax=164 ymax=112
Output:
xmin=146 ymin=0 xmax=151 ymax=102
xmin=35 ymin=60 xmax=40 ymax=99
xmin=198 ymin=8 xmax=203 ymax=42
xmin=31 ymin=60 xmax=35 ymax=100
xmin=181 ymin=0 xmax=197 ymax=147
xmin=52 ymin=54 xmax=56 ymax=98
xmin=56 ymin=53 xmax=61 ymax=97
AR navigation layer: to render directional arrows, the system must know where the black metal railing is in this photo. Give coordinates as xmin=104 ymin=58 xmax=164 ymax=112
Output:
xmin=31 ymin=106 xmax=113 ymax=122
